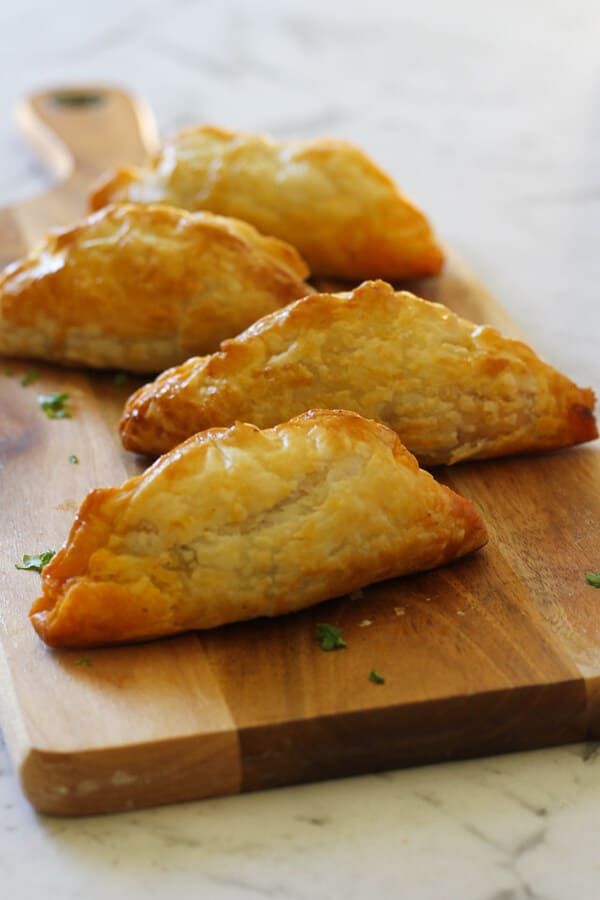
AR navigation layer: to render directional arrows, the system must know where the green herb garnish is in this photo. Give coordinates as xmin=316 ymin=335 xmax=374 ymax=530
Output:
xmin=37 ymin=392 xmax=71 ymax=419
xmin=75 ymin=655 xmax=92 ymax=667
xmin=3 ymin=366 xmax=13 ymax=376
xmin=68 ymin=454 xmax=79 ymax=464
xmin=316 ymin=623 xmax=346 ymax=651
xmin=20 ymin=368 xmax=39 ymax=386
xmin=15 ymin=550 xmax=55 ymax=573
xmin=112 ymin=371 xmax=128 ymax=386
xmin=585 ymin=571 xmax=600 ymax=588
xmin=369 ymin=670 xmax=385 ymax=685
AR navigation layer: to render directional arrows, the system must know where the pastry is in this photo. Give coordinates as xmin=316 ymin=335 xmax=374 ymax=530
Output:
xmin=120 ymin=280 xmax=598 ymax=464
xmin=89 ymin=124 xmax=443 ymax=281
xmin=30 ymin=409 xmax=487 ymax=648
xmin=0 ymin=203 xmax=310 ymax=373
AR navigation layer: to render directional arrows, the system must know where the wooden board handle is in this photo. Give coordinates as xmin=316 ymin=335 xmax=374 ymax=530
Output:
xmin=16 ymin=85 xmax=159 ymax=182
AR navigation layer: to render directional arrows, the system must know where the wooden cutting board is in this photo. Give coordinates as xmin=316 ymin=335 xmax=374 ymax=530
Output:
xmin=0 ymin=87 xmax=598 ymax=817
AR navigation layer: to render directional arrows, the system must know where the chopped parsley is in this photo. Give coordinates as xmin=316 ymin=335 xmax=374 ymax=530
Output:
xmin=75 ymin=655 xmax=92 ymax=667
xmin=20 ymin=368 xmax=39 ymax=386
xmin=15 ymin=550 xmax=55 ymax=573
xmin=3 ymin=366 xmax=13 ymax=376
xmin=316 ymin=623 xmax=346 ymax=651
xmin=68 ymin=454 xmax=79 ymax=464
xmin=585 ymin=571 xmax=600 ymax=588
xmin=112 ymin=371 xmax=128 ymax=386
xmin=37 ymin=392 xmax=71 ymax=419
xmin=368 ymin=670 xmax=385 ymax=685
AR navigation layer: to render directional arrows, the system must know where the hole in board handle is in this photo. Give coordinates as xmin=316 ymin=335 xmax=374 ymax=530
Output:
xmin=50 ymin=91 xmax=105 ymax=108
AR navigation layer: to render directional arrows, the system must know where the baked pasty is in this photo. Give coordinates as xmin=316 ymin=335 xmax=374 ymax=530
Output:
xmin=0 ymin=203 xmax=310 ymax=373
xmin=30 ymin=409 xmax=487 ymax=648
xmin=120 ymin=280 xmax=597 ymax=464
xmin=89 ymin=125 xmax=443 ymax=281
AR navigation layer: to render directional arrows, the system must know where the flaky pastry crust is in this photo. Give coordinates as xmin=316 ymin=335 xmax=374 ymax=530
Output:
xmin=89 ymin=124 xmax=443 ymax=280
xmin=31 ymin=410 xmax=487 ymax=648
xmin=0 ymin=203 xmax=310 ymax=373
xmin=120 ymin=281 xmax=597 ymax=464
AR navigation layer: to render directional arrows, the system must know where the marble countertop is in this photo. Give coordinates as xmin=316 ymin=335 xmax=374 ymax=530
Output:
xmin=1 ymin=1 xmax=599 ymax=897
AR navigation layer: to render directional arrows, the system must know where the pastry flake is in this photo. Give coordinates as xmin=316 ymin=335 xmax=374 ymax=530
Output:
xmin=0 ymin=203 xmax=310 ymax=373
xmin=89 ymin=125 xmax=443 ymax=281
xmin=30 ymin=410 xmax=487 ymax=648
xmin=120 ymin=280 xmax=598 ymax=464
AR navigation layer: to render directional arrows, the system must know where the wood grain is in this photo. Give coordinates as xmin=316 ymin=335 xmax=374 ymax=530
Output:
xmin=0 ymin=86 xmax=598 ymax=816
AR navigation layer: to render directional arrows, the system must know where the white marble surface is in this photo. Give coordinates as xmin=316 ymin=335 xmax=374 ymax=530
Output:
xmin=1 ymin=0 xmax=599 ymax=897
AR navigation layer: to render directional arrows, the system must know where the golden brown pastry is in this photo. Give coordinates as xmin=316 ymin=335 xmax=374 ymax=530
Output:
xmin=120 ymin=280 xmax=597 ymax=464
xmin=90 ymin=125 xmax=443 ymax=281
xmin=30 ymin=409 xmax=487 ymax=648
xmin=0 ymin=203 xmax=310 ymax=373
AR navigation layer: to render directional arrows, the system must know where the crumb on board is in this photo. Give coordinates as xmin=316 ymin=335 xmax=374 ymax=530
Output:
xmin=55 ymin=499 xmax=78 ymax=512
xmin=358 ymin=619 xmax=373 ymax=628
xmin=393 ymin=606 xmax=406 ymax=616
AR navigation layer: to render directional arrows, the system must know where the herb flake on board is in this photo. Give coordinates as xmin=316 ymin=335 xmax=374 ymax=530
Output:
xmin=20 ymin=368 xmax=39 ymax=386
xmin=75 ymin=655 xmax=92 ymax=667
xmin=15 ymin=550 xmax=55 ymax=573
xmin=316 ymin=623 xmax=346 ymax=651
xmin=38 ymin=392 xmax=71 ymax=419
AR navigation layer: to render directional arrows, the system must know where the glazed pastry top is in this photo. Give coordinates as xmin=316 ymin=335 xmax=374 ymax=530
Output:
xmin=30 ymin=409 xmax=487 ymax=648
xmin=90 ymin=125 xmax=444 ymax=280
xmin=120 ymin=280 xmax=597 ymax=462
xmin=0 ymin=202 xmax=311 ymax=372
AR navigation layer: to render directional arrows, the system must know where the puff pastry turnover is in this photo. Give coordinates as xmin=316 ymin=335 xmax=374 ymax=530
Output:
xmin=0 ymin=203 xmax=310 ymax=373
xmin=120 ymin=280 xmax=598 ymax=464
xmin=90 ymin=124 xmax=443 ymax=281
xmin=30 ymin=410 xmax=487 ymax=648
